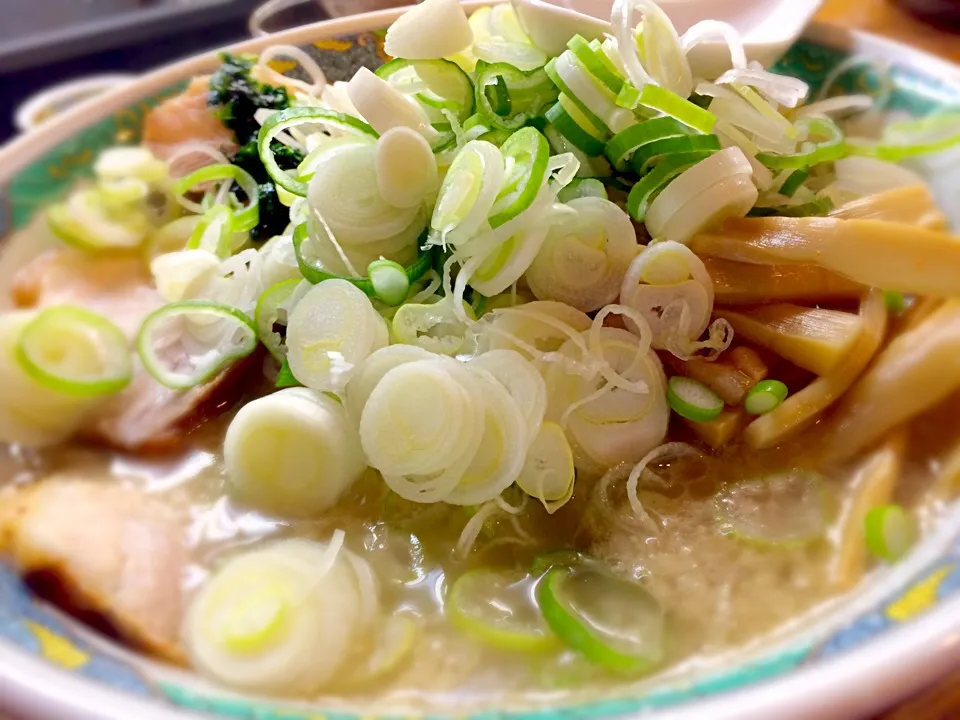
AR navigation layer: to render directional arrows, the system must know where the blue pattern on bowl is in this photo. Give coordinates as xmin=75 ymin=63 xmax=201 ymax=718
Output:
xmin=0 ymin=23 xmax=959 ymax=720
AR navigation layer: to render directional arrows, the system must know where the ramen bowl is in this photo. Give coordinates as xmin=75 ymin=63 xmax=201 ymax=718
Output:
xmin=1 ymin=3 xmax=960 ymax=719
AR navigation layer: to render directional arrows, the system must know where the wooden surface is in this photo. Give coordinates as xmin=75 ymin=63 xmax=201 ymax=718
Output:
xmin=812 ymin=6 xmax=960 ymax=717
xmin=817 ymin=0 xmax=960 ymax=62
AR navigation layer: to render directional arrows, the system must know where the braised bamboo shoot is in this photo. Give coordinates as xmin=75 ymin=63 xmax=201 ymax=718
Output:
xmin=745 ymin=290 xmax=887 ymax=450
xmin=824 ymin=300 xmax=960 ymax=463
xmin=715 ymin=305 xmax=863 ymax=376
xmin=703 ymin=257 xmax=864 ymax=306
xmin=830 ymin=432 xmax=905 ymax=589
xmin=830 ymin=185 xmax=947 ymax=231
xmin=684 ymin=407 xmax=745 ymax=449
xmin=691 ymin=218 xmax=960 ymax=298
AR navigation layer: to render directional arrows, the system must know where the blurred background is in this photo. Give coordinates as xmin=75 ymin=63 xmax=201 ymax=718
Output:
xmin=0 ymin=0 xmax=958 ymax=143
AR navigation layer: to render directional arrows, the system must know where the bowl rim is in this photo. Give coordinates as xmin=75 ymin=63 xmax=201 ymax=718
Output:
xmin=2 ymin=4 xmax=960 ymax=720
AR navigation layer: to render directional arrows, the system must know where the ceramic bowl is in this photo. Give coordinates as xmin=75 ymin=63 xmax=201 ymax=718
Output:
xmin=1 ymin=3 xmax=960 ymax=719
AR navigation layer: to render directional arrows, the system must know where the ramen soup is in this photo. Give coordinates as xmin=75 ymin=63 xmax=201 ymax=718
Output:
xmin=1 ymin=0 xmax=959 ymax=713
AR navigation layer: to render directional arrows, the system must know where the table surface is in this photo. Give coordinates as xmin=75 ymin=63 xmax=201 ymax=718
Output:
xmin=817 ymin=0 xmax=960 ymax=62
xmin=813 ymin=5 xmax=960 ymax=717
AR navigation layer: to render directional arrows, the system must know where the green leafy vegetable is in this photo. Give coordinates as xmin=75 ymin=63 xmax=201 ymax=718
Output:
xmin=276 ymin=358 xmax=303 ymax=389
xmin=232 ymin=141 xmax=304 ymax=242
xmin=208 ymin=53 xmax=290 ymax=145
xmin=207 ymin=53 xmax=303 ymax=243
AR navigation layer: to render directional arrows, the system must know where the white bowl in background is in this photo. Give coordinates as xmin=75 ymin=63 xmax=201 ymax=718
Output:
xmin=512 ymin=0 xmax=824 ymax=76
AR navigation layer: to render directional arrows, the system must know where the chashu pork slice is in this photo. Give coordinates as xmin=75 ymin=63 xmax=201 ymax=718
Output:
xmin=11 ymin=247 xmax=258 ymax=453
xmin=0 ymin=478 xmax=188 ymax=663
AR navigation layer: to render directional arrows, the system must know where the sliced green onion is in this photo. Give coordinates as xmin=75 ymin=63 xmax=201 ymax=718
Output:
xmin=16 ymin=307 xmax=131 ymax=397
xmin=604 ymin=117 xmax=694 ymax=171
xmin=144 ymin=216 xmax=200 ymax=263
xmin=292 ymin=223 xmax=432 ymax=301
xmin=275 ymin=357 xmax=302 ymax=389
xmin=743 ymin=379 xmax=788 ymax=415
xmin=616 ymin=82 xmax=642 ymax=110
xmin=557 ymin=178 xmax=608 ymax=203
xmin=864 ymin=504 xmax=916 ymax=562
xmin=478 ymin=128 xmax=512 ymax=147
xmin=376 ymin=58 xmax=475 ymax=122
xmin=748 ymin=196 xmax=834 ymax=218
xmin=884 ymin=290 xmax=907 ymax=313
xmin=186 ymin=205 xmax=235 ymax=258
xmin=171 ymin=164 xmax=260 ymax=233
xmin=716 ymin=470 xmax=828 ymax=546
xmin=779 ymin=168 xmax=809 ymax=197
xmin=474 ymin=61 xmax=558 ymax=131
xmin=489 ymin=127 xmax=550 ymax=228
xmin=544 ymin=57 xmax=610 ymax=135
xmin=626 ymin=152 xmax=712 ymax=221
xmin=757 ymin=117 xmax=846 ymax=170
xmin=391 ymin=297 xmax=475 ymax=355
xmin=255 ymin=278 xmax=300 ymax=362
xmin=485 ymin=76 xmax=512 ymax=116
xmin=871 ymin=112 xmax=960 ymax=161
xmin=47 ymin=190 xmax=149 ymax=251
xmin=631 ymin=134 xmax=721 ymax=173
xmin=637 ymin=84 xmax=717 ymax=135
xmin=538 ymin=565 xmax=665 ymax=674
xmin=343 ymin=615 xmax=417 ymax=689
xmin=545 ymin=99 xmax=606 ymax=156
xmin=530 ymin=549 xmax=589 ymax=575
xmin=136 ymin=300 xmax=258 ymax=390
xmin=666 ymin=376 xmax=724 ymax=422
xmin=567 ymin=35 xmax=623 ymax=95
xmin=448 ymin=571 xmax=557 ymax=653
xmin=367 ymin=259 xmax=410 ymax=307
xmin=258 ymin=107 xmax=377 ymax=197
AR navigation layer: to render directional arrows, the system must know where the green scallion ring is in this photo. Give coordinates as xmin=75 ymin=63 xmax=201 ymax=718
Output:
xmin=604 ymin=116 xmax=694 ymax=171
xmin=543 ymin=57 xmax=610 ymax=136
xmin=566 ymin=35 xmax=623 ymax=94
xmin=136 ymin=300 xmax=258 ymax=390
xmin=537 ymin=565 xmax=665 ymax=674
xmin=485 ymin=76 xmax=512 ymax=117
xmin=448 ymin=570 xmax=558 ymax=653
xmin=367 ymin=259 xmax=410 ymax=307
xmin=631 ymin=134 xmax=722 ymax=173
xmin=744 ymin=380 xmax=789 ymax=415
xmin=16 ymin=306 xmax=132 ymax=397
xmin=171 ymin=164 xmax=260 ymax=233
xmin=258 ymin=107 xmax=377 ymax=197
xmin=757 ymin=116 xmax=846 ymax=170
xmin=474 ymin=61 xmax=558 ymax=131
xmin=292 ymin=223 xmax=431 ymax=305
xmin=275 ymin=357 xmax=302 ymax=389
xmin=864 ymin=504 xmax=916 ymax=562
xmin=186 ymin=204 xmax=235 ymax=258
xmin=545 ymin=99 xmax=606 ymax=156
xmin=616 ymin=82 xmax=641 ymax=110
xmin=666 ymin=376 xmax=724 ymax=422
xmin=779 ymin=168 xmax=809 ymax=197
xmin=254 ymin=278 xmax=300 ymax=362
xmin=557 ymin=178 xmax=608 ymax=204
xmin=637 ymin=84 xmax=717 ymax=135
xmin=626 ymin=151 xmax=713 ymax=221
xmin=376 ymin=58 xmax=475 ymax=122
xmin=488 ymin=127 xmax=550 ymax=228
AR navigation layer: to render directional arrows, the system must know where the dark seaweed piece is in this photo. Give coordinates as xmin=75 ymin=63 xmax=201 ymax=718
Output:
xmin=208 ymin=52 xmax=290 ymax=145
xmin=207 ymin=53 xmax=306 ymax=243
